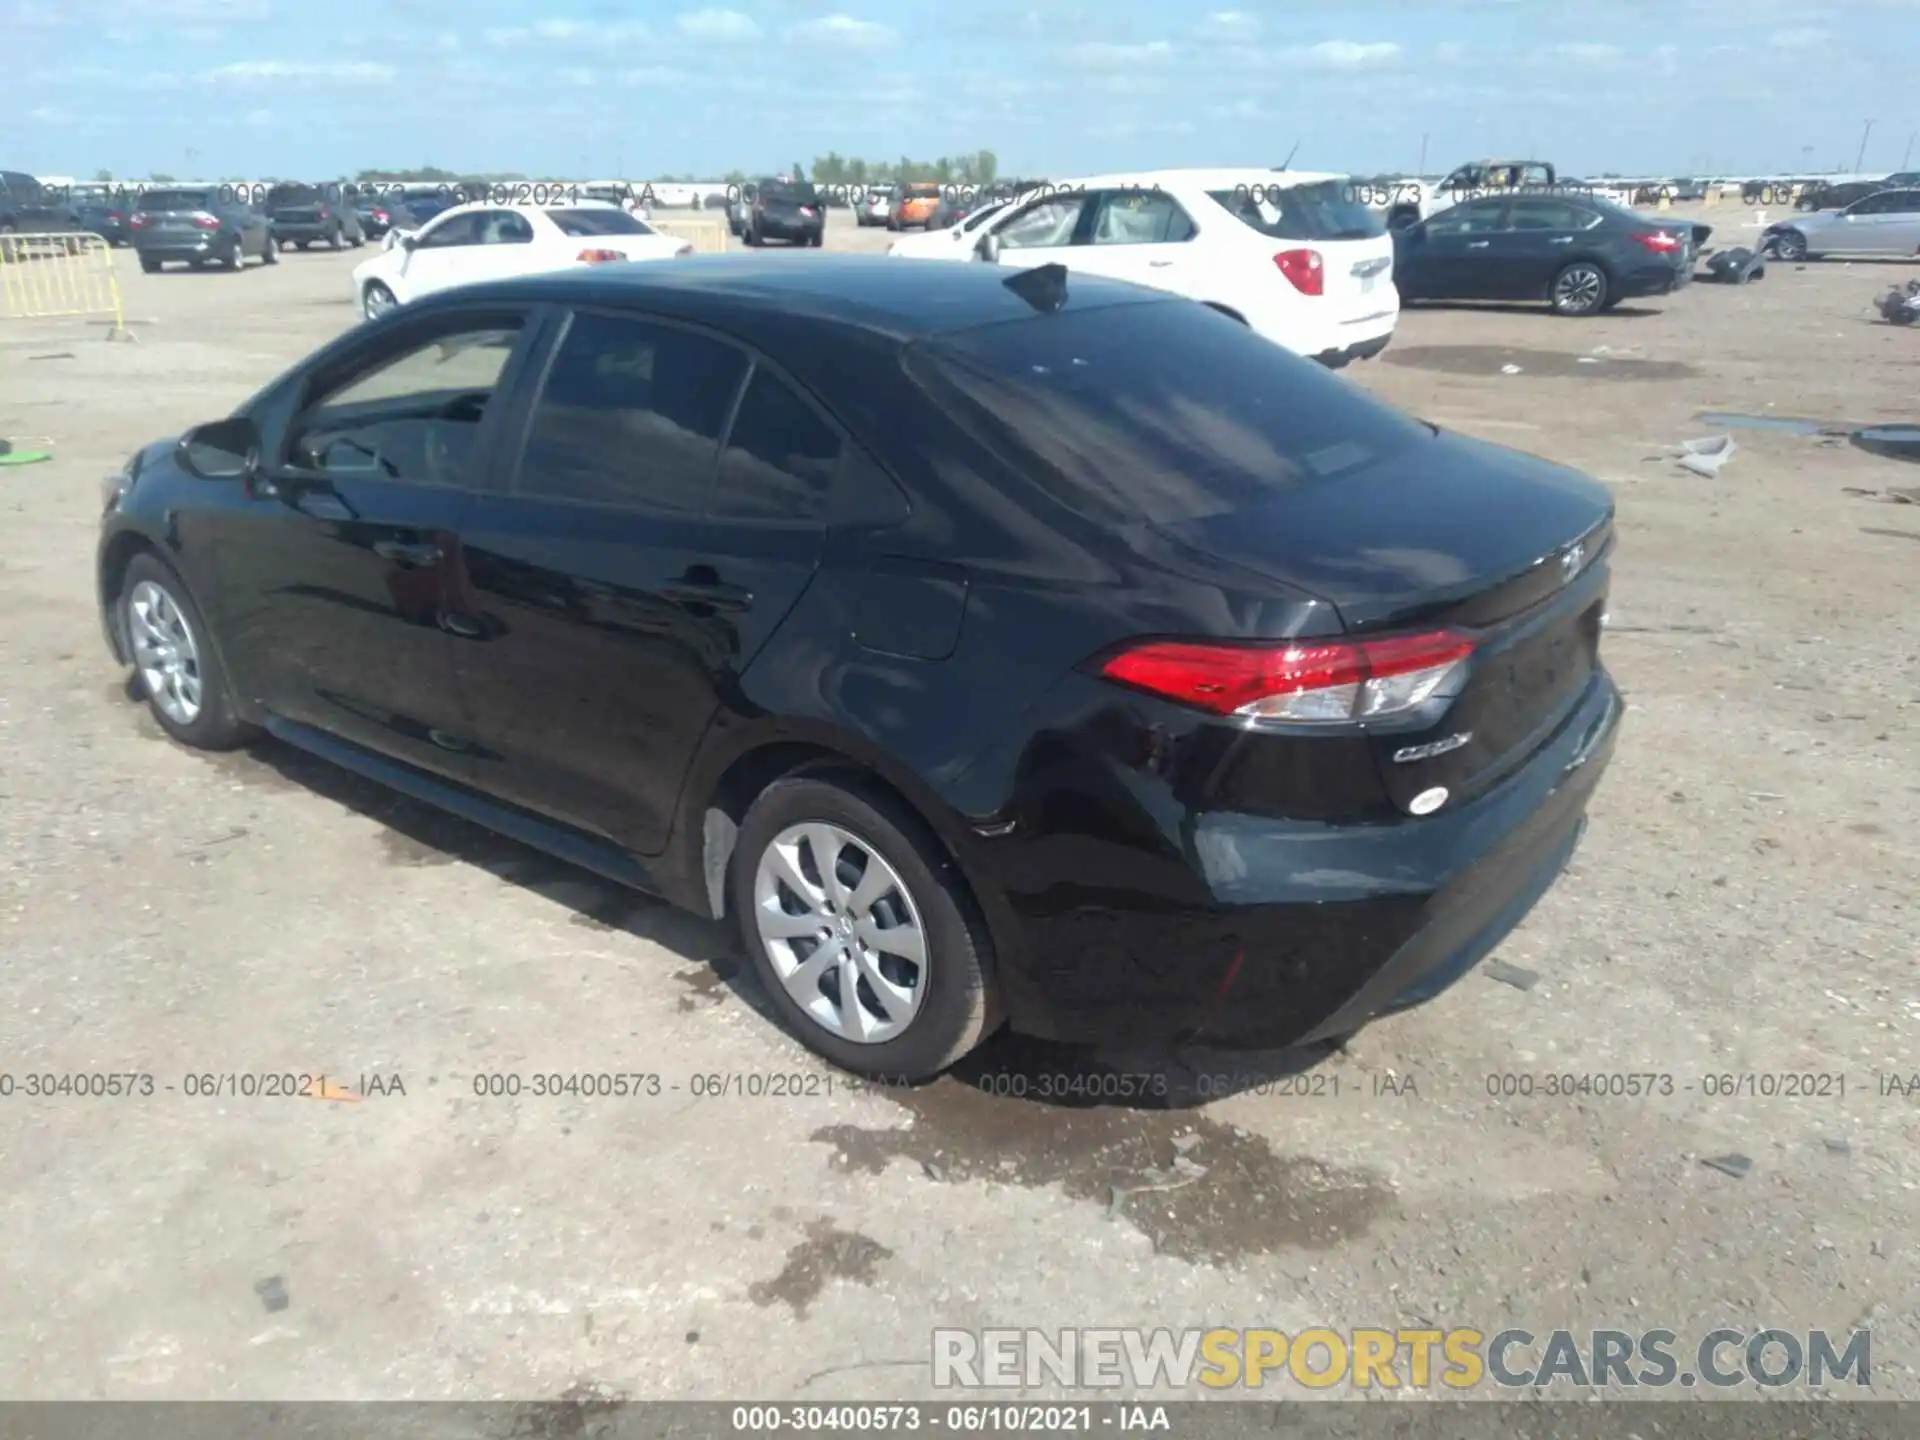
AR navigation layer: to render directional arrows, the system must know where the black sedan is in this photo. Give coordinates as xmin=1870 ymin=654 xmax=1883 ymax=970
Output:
xmin=1395 ymin=193 xmax=1703 ymax=315
xmin=96 ymin=256 xmax=1621 ymax=1079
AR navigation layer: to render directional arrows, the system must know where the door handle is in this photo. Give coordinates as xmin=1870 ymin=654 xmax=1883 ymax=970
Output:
xmin=1549 ymin=236 xmax=1573 ymax=244
xmin=1147 ymin=259 xmax=1174 ymax=267
xmin=661 ymin=579 xmax=752 ymax=611
xmin=1466 ymin=240 xmax=1490 ymax=248
xmin=373 ymin=538 xmax=442 ymax=567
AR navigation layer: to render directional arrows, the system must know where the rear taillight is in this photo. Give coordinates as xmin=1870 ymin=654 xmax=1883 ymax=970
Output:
xmin=318 ymin=206 xmax=331 ymax=219
xmin=130 ymin=213 xmax=148 ymax=228
xmin=108 ymin=210 xmax=123 ymax=221
xmin=576 ymin=248 xmax=625 ymax=263
xmin=1096 ymin=631 xmax=1475 ymax=724
xmin=1634 ymin=231 xmax=1681 ymax=252
xmin=373 ymin=209 xmax=388 ymax=223
xmin=1274 ymin=248 xmax=1324 ymax=295
xmin=193 ymin=214 xmax=220 ymax=229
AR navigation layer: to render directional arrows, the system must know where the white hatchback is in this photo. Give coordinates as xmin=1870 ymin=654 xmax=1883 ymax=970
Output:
xmin=917 ymin=169 xmax=1399 ymax=367
xmin=351 ymin=201 xmax=692 ymax=321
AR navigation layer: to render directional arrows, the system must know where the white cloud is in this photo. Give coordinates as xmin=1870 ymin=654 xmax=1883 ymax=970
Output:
xmin=678 ymin=8 xmax=760 ymax=40
xmin=1769 ymin=26 xmax=1827 ymax=46
xmin=618 ymin=65 xmax=698 ymax=87
xmin=1295 ymin=39 xmax=1401 ymax=67
xmin=29 ymin=105 xmax=70 ymax=122
xmin=484 ymin=18 xmax=649 ymax=45
xmin=245 ymin=107 xmax=273 ymax=126
xmin=1065 ymin=40 xmax=1174 ymax=67
xmin=788 ymin=14 xmax=900 ymax=48
xmin=1083 ymin=118 xmax=1196 ymax=138
xmin=557 ymin=66 xmax=597 ymax=87
xmin=1196 ymin=10 xmax=1259 ymax=39
xmin=205 ymin=59 xmax=396 ymax=82
xmin=1551 ymin=41 xmax=1621 ymax=61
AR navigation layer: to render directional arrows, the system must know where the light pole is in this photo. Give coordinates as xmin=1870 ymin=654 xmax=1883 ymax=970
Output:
xmin=1854 ymin=119 xmax=1874 ymax=174
xmin=1903 ymin=132 xmax=1916 ymax=171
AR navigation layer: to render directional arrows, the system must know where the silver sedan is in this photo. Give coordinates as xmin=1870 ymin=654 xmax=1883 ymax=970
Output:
xmin=1767 ymin=187 xmax=1920 ymax=259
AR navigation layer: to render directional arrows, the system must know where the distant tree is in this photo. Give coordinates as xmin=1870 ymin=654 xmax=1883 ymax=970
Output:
xmin=148 ymin=172 xmax=176 ymax=182
xmin=93 ymin=167 xmax=113 ymax=182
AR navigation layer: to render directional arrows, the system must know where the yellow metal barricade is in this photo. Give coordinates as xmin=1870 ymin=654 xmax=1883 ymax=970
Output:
xmin=0 ymin=232 xmax=132 ymax=338
xmin=648 ymin=217 xmax=731 ymax=255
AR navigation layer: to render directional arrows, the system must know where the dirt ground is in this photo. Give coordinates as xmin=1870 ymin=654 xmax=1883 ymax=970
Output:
xmin=1 ymin=205 xmax=1916 ymax=1403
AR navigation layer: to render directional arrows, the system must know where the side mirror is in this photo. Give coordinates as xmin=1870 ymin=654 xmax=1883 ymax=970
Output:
xmin=977 ymin=232 xmax=1002 ymax=263
xmin=177 ymin=416 xmax=261 ymax=481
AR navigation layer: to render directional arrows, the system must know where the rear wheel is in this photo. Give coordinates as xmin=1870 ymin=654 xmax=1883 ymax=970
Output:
xmin=262 ymin=233 xmax=278 ymax=265
xmin=139 ymin=255 xmax=162 ymax=273
xmin=1550 ymin=261 xmax=1608 ymax=316
xmin=119 ymin=554 xmax=256 ymax=751
xmin=810 ymin=231 xmax=823 ymax=248
xmin=328 ymin=225 xmax=342 ymax=250
xmin=226 ymin=235 xmax=247 ymax=270
xmin=296 ymin=240 xmax=310 ymax=251
xmin=731 ymin=776 xmax=999 ymax=1081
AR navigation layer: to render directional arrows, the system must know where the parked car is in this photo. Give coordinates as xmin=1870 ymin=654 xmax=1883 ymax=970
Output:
xmin=1766 ymin=188 xmax=1920 ymax=259
xmin=885 ymin=193 xmax=1020 ymax=259
xmin=966 ymin=168 xmax=1398 ymax=368
xmin=1382 ymin=159 xmax=1563 ymax=230
xmin=1393 ymin=193 xmax=1699 ymax=316
xmin=727 ymin=183 xmax=755 ymax=237
xmin=0 ymin=169 xmax=83 ymax=254
xmin=355 ymin=194 xmax=396 ymax=240
xmin=97 ymin=254 xmax=1620 ymax=1079
xmin=380 ymin=190 xmax=459 ymax=246
xmin=744 ymin=178 xmax=824 ymax=246
xmin=130 ymin=187 xmax=275 ymax=272
xmin=889 ymin=183 xmax=944 ymax=230
xmin=855 ymin=185 xmax=895 ymax=226
xmin=267 ymin=182 xmax=364 ymax=251
xmin=67 ymin=183 xmax=132 ymax=245
xmin=351 ymin=201 xmax=691 ymax=319
xmin=1795 ymin=179 xmax=1887 ymax=212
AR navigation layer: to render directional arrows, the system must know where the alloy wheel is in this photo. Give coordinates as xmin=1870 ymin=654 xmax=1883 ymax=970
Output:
xmin=752 ymin=822 xmax=928 ymax=1044
xmin=364 ymin=283 xmax=396 ymax=320
xmin=1554 ymin=264 xmax=1604 ymax=313
xmin=127 ymin=579 xmax=204 ymax=725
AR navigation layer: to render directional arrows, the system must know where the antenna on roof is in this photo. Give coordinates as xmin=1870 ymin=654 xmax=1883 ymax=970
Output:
xmin=1004 ymin=263 xmax=1068 ymax=314
xmin=1277 ymin=139 xmax=1302 ymax=171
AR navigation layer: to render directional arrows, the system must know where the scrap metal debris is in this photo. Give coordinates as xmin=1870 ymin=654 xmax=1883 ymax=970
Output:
xmin=0 ymin=437 xmax=55 ymax=467
xmin=1874 ymin=280 xmax=1919 ymax=325
xmin=1700 ymin=1153 xmax=1753 ymax=1180
xmin=1675 ymin=434 xmax=1737 ymax=476
xmin=253 ymin=1276 xmax=290 ymax=1312
xmin=1484 ymin=961 xmax=1541 ymax=991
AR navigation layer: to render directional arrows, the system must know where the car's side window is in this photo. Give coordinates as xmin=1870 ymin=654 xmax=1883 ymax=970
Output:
xmin=712 ymin=368 xmax=841 ymax=523
xmin=1881 ymin=190 xmax=1920 ymax=214
xmin=1425 ymin=200 xmax=1505 ymax=235
xmin=514 ymin=311 xmax=749 ymax=511
xmin=418 ymin=213 xmax=482 ymax=248
xmin=477 ymin=210 xmax=534 ymax=244
xmin=1504 ymin=199 xmax=1597 ymax=231
xmin=284 ymin=319 xmax=525 ymax=486
xmin=995 ymin=194 xmax=1087 ymax=250
xmin=1087 ymin=190 xmax=1197 ymax=245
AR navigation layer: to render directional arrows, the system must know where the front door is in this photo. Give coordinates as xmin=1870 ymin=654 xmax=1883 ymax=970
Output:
xmin=1063 ymin=187 xmax=1200 ymax=298
xmin=210 ymin=308 xmax=540 ymax=776
xmin=450 ymin=309 xmax=831 ymax=854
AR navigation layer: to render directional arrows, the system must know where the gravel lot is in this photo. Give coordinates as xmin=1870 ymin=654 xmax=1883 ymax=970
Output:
xmin=1 ymin=206 xmax=1916 ymax=1403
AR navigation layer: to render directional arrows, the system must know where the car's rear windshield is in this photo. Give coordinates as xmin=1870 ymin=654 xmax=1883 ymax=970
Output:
xmin=545 ymin=207 xmax=650 ymax=236
xmin=1207 ymin=180 xmax=1383 ymax=241
xmin=136 ymin=190 xmax=212 ymax=211
xmin=268 ymin=184 xmax=319 ymax=202
xmin=761 ymin=182 xmax=818 ymax=203
xmin=906 ymin=300 xmax=1429 ymax=525
xmin=903 ymin=184 xmax=942 ymax=199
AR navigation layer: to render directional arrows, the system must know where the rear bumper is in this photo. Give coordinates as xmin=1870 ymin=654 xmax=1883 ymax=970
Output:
xmin=133 ymin=237 xmax=229 ymax=261
xmin=979 ymin=670 xmax=1622 ymax=1048
xmin=753 ymin=216 xmax=823 ymax=240
xmin=1618 ymin=261 xmax=1685 ymax=299
xmin=1246 ymin=292 xmax=1400 ymax=367
xmin=271 ymin=221 xmax=339 ymax=241
xmin=1314 ymin=329 xmax=1394 ymax=369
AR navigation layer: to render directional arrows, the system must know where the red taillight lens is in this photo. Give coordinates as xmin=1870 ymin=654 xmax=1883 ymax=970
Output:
xmin=318 ymin=206 xmax=331 ymax=219
xmin=1096 ymin=631 xmax=1475 ymax=723
xmin=1274 ymin=249 xmax=1324 ymax=295
xmin=108 ymin=210 xmax=123 ymax=221
xmin=373 ymin=209 xmax=388 ymax=223
xmin=193 ymin=214 xmax=220 ymax=229
xmin=576 ymin=248 xmax=625 ymax=263
xmin=1634 ymin=230 xmax=1681 ymax=252
xmin=130 ymin=213 xmax=148 ymax=227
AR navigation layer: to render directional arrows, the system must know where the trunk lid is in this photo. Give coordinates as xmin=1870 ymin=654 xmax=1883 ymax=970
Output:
xmin=1153 ymin=428 xmax=1613 ymax=809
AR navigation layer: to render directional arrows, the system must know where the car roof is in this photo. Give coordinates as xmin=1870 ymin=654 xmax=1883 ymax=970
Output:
xmin=440 ymin=252 xmax=1169 ymax=340
xmin=1068 ymin=167 xmax=1350 ymax=191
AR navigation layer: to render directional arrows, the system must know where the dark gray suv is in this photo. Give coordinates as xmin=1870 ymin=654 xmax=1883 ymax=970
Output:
xmin=266 ymin=183 xmax=364 ymax=250
xmin=131 ymin=187 xmax=275 ymax=272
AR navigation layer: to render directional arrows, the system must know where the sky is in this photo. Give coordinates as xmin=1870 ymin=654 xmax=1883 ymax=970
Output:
xmin=6 ymin=0 xmax=1919 ymax=183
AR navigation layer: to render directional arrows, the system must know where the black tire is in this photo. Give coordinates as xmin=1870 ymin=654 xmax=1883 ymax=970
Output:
xmin=296 ymin=240 xmax=310 ymax=251
xmin=730 ymin=775 xmax=999 ymax=1081
xmin=139 ymin=255 xmax=161 ymax=273
xmin=118 ymin=553 xmax=256 ymax=751
xmin=1549 ymin=260 xmax=1608 ymax=316
xmin=745 ymin=225 xmax=761 ymax=247
xmin=1771 ymin=229 xmax=1807 ymax=261
xmin=262 ymin=233 xmax=278 ymax=266
xmin=328 ymin=225 xmax=342 ymax=250
xmin=810 ymin=231 xmax=823 ymax=248
xmin=226 ymin=236 xmax=247 ymax=270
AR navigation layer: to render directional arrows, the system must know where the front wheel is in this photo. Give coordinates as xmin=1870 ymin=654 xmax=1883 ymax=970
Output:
xmin=1770 ymin=229 xmax=1807 ymax=261
xmin=1550 ymin=261 xmax=1608 ymax=316
xmin=139 ymin=255 xmax=162 ymax=273
xmin=119 ymin=554 xmax=256 ymax=750
xmin=731 ymin=775 xmax=999 ymax=1081
xmin=362 ymin=280 xmax=398 ymax=321
xmin=261 ymin=233 xmax=278 ymax=265
xmin=226 ymin=237 xmax=247 ymax=270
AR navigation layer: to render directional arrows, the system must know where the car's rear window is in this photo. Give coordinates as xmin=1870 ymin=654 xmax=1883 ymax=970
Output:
xmin=1207 ymin=180 xmax=1383 ymax=241
xmin=761 ymin=183 xmax=819 ymax=204
xmin=268 ymin=184 xmax=318 ymax=203
xmin=546 ymin=207 xmax=651 ymax=236
xmin=136 ymin=190 xmax=211 ymax=211
xmin=904 ymin=185 xmax=942 ymax=200
xmin=907 ymin=300 xmax=1429 ymax=525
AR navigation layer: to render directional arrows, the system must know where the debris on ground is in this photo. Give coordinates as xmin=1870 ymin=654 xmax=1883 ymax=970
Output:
xmin=0 ymin=438 xmax=55 ymax=466
xmin=1675 ymin=434 xmax=1737 ymax=476
xmin=1824 ymin=1137 xmax=1851 ymax=1155
xmin=1484 ymin=961 xmax=1541 ymax=991
xmin=1500 ymin=363 xmax=1523 ymax=375
xmin=1874 ymin=280 xmax=1919 ymax=326
xmin=1700 ymin=1153 xmax=1753 ymax=1180
xmin=1705 ymin=247 xmax=1766 ymax=284
xmin=253 ymin=1276 xmax=290 ymax=1312
xmin=1850 ymin=426 xmax=1920 ymax=465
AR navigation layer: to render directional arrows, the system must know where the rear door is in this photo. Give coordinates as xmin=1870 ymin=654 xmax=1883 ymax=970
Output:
xmin=450 ymin=309 xmax=828 ymax=854
xmin=1849 ymin=189 xmax=1920 ymax=254
xmin=1484 ymin=196 xmax=1602 ymax=298
xmin=464 ymin=208 xmax=540 ymax=281
xmin=209 ymin=308 xmax=541 ymax=776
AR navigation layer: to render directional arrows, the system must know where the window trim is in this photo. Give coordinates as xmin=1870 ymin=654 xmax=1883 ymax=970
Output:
xmin=416 ymin=211 xmax=484 ymax=248
xmin=1426 ymin=198 xmax=1510 ymax=234
xmin=1083 ymin=187 xmax=1198 ymax=247
xmin=277 ymin=305 xmax=538 ymax=485
xmin=991 ymin=190 xmax=1092 ymax=252
xmin=1499 ymin=197 xmax=1603 ymax=233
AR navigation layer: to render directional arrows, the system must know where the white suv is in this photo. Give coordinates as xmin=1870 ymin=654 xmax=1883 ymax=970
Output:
xmin=939 ymin=169 xmax=1398 ymax=367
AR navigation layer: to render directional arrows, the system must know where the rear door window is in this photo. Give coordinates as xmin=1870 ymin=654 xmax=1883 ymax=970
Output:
xmin=1087 ymin=190 xmax=1195 ymax=245
xmin=512 ymin=311 xmax=748 ymax=512
xmin=1503 ymin=198 xmax=1600 ymax=231
xmin=417 ymin=212 xmax=483 ymax=247
xmin=907 ymin=300 xmax=1429 ymax=525
xmin=713 ymin=369 xmax=841 ymax=522
xmin=1424 ymin=199 xmax=1507 ymax=235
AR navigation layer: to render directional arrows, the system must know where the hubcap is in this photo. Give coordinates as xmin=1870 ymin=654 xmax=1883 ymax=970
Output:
xmin=753 ymin=822 xmax=928 ymax=1045
xmin=127 ymin=580 xmax=204 ymax=725
xmin=1556 ymin=266 xmax=1602 ymax=310
xmin=366 ymin=286 xmax=394 ymax=318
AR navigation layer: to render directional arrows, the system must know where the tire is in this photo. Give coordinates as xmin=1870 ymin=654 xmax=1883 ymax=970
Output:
xmin=296 ymin=240 xmax=310 ymax=251
xmin=810 ymin=231 xmax=823 ymax=248
xmin=139 ymin=255 xmax=161 ymax=273
xmin=119 ymin=553 xmax=256 ymax=751
xmin=226 ymin=236 xmax=247 ymax=270
xmin=1771 ymin=229 xmax=1807 ymax=261
xmin=328 ymin=225 xmax=342 ymax=250
xmin=1550 ymin=261 xmax=1608 ymax=316
xmin=362 ymin=280 xmax=397 ymax=321
xmin=746 ymin=225 xmax=761 ymax=247
xmin=731 ymin=775 xmax=998 ymax=1081
xmin=262 ymin=233 xmax=278 ymax=266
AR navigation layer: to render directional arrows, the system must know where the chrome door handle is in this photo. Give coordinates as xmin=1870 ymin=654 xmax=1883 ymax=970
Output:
xmin=1147 ymin=259 xmax=1174 ymax=267
xmin=1549 ymin=236 xmax=1573 ymax=244
xmin=372 ymin=539 xmax=442 ymax=567
xmin=1467 ymin=240 xmax=1490 ymax=248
